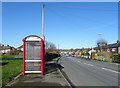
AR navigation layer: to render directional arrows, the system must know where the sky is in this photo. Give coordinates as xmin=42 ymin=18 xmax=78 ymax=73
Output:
xmin=2 ymin=2 xmax=118 ymax=49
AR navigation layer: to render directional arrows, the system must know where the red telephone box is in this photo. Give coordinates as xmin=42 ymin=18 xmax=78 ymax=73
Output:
xmin=22 ymin=35 xmax=45 ymax=75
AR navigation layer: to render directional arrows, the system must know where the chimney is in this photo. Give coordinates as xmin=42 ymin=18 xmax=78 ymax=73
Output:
xmin=117 ymin=40 xmax=119 ymax=43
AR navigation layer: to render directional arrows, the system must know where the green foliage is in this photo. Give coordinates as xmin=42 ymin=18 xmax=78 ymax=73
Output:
xmin=81 ymin=52 xmax=84 ymax=56
xmin=110 ymin=54 xmax=120 ymax=63
xmin=2 ymin=60 xmax=22 ymax=86
xmin=103 ymin=59 xmax=109 ymax=62
xmin=45 ymin=53 xmax=60 ymax=61
xmin=0 ymin=55 xmax=22 ymax=58
xmin=91 ymin=52 xmax=95 ymax=54
xmin=81 ymin=52 xmax=89 ymax=56
xmin=84 ymin=53 xmax=89 ymax=56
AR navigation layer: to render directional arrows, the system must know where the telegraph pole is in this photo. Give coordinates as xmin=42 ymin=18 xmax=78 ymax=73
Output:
xmin=41 ymin=4 xmax=45 ymax=75
xmin=42 ymin=4 xmax=45 ymax=40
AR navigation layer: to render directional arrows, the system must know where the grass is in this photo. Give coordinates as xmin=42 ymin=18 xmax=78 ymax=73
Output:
xmin=103 ymin=59 xmax=109 ymax=62
xmin=0 ymin=55 xmax=22 ymax=58
xmin=1 ymin=60 xmax=22 ymax=87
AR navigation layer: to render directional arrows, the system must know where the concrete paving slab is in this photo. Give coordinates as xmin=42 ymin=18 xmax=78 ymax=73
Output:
xmin=4 ymin=57 xmax=70 ymax=88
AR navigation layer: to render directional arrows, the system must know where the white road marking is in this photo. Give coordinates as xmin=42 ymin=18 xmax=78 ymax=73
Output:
xmin=102 ymin=67 xmax=119 ymax=74
xmin=87 ymin=64 xmax=94 ymax=66
xmin=68 ymin=57 xmax=120 ymax=74
xmin=110 ymin=63 xmax=120 ymax=66
xmin=78 ymin=61 xmax=81 ymax=63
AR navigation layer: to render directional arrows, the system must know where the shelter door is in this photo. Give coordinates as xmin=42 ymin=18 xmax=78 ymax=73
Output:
xmin=25 ymin=41 xmax=41 ymax=73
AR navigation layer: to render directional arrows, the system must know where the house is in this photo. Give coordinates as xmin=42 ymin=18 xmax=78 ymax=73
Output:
xmin=82 ymin=48 xmax=91 ymax=53
xmin=107 ymin=40 xmax=120 ymax=53
xmin=93 ymin=40 xmax=120 ymax=54
xmin=17 ymin=45 xmax=23 ymax=51
xmin=0 ymin=44 xmax=15 ymax=54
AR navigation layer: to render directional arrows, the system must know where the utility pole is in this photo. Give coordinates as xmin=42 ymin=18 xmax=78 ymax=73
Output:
xmin=42 ymin=4 xmax=45 ymax=40
xmin=41 ymin=4 xmax=45 ymax=75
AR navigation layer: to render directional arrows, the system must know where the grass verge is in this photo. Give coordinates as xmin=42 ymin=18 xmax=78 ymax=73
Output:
xmin=0 ymin=55 xmax=22 ymax=58
xmin=1 ymin=60 xmax=22 ymax=87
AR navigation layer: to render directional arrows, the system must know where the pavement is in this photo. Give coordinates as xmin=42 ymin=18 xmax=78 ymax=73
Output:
xmin=4 ymin=57 xmax=70 ymax=88
xmin=60 ymin=56 xmax=119 ymax=87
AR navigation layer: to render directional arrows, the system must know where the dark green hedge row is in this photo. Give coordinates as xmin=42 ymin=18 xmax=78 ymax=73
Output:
xmin=111 ymin=54 xmax=120 ymax=63
xmin=45 ymin=53 xmax=60 ymax=61
xmin=81 ymin=52 xmax=90 ymax=56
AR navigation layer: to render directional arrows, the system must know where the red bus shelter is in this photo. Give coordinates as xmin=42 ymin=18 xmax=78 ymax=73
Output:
xmin=22 ymin=35 xmax=45 ymax=75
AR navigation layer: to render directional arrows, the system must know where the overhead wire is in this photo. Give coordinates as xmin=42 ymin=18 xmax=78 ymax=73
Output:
xmin=45 ymin=6 xmax=71 ymax=22
xmin=45 ymin=4 xmax=117 ymax=32
xmin=45 ymin=4 xmax=117 ymax=12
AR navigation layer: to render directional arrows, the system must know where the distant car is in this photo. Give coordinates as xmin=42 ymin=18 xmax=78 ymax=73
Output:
xmin=66 ymin=53 xmax=70 ymax=57
xmin=71 ymin=54 xmax=74 ymax=57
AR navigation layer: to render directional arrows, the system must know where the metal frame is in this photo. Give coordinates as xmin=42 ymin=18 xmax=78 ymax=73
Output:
xmin=22 ymin=35 xmax=45 ymax=75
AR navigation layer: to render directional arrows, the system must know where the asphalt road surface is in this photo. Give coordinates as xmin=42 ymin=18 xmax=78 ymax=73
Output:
xmin=60 ymin=56 xmax=119 ymax=87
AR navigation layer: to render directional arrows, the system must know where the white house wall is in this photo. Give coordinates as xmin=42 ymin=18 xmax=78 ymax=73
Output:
xmin=0 ymin=49 xmax=11 ymax=53
xmin=118 ymin=47 xmax=120 ymax=54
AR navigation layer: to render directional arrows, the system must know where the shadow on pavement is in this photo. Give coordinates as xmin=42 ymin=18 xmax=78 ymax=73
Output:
xmin=45 ymin=63 xmax=64 ymax=75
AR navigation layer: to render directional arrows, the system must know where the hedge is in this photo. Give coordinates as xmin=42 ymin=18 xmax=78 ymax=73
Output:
xmin=111 ymin=54 xmax=120 ymax=63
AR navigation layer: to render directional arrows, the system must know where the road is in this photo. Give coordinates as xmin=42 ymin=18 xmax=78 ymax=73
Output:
xmin=60 ymin=56 xmax=119 ymax=87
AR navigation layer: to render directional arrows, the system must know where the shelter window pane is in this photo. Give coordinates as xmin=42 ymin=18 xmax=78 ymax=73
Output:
xmin=26 ymin=41 xmax=40 ymax=60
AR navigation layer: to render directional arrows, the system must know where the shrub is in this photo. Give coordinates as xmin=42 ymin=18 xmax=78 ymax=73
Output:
xmin=103 ymin=59 xmax=109 ymax=62
xmin=81 ymin=52 xmax=89 ymax=56
xmin=94 ymin=53 xmax=98 ymax=60
xmin=81 ymin=52 xmax=84 ymax=55
xmin=84 ymin=53 xmax=89 ymax=56
xmin=45 ymin=52 xmax=60 ymax=61
xmin=110 ymin=54 xmax=120 ymax=63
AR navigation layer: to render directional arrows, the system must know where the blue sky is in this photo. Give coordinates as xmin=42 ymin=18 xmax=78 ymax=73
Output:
xmin=2 ymin=2 xmax=118 ymax=49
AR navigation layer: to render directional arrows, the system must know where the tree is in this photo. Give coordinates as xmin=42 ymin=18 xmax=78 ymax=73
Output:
xmin=97 ymin=39 xmax=107 ymax=51
xmin=96 ymin=39 xmax=107 ymax=60
xmin=45 ymin=41 xmax=57 ymax=53
xmin=45 ymin=41 xmax=60 ymax=61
